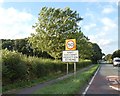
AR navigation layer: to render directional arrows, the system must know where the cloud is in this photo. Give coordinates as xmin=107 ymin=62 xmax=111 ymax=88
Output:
xmin=87 ymin=16 xmax=117 ymax=54
xmin=101 ymin=17 xmax=117 ymax=30
xmin=83 ymin=23 xmax=96 ymax=32
xmin=89 ymin=32 xmax=117 ymax=54
xmin=98 ymin=39 xmax=114 ymax=46
xmin=0 ymin=0 xmax=3 ymax=3
xmin=89 ymin=32 xmax=107 ymax=46
xmin=89 ymin=17 xmax=117 ymax=46
xmin=78 ymin=2 xmax=118 ymax=54
xmin=102 ymin=6 xmax=115 ymax=14
xmin=0 ymin=0 xmax=4 ymax=6
xmin=0 ymin=7 xmax=36 ymax=39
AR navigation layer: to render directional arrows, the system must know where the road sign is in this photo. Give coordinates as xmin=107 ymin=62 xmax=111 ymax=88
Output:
xmin=65 ymin=39 xmax=76 ymax=50
xmin=62 ymin=50 xmax=79 ymax=62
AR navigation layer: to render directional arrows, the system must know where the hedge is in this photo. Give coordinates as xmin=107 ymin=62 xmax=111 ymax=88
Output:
xmin=2 ymin=49 xmax=92 ymax=86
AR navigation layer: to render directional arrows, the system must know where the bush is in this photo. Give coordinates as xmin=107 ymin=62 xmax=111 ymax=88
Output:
xmin=2 ymin=49 xmax=27 ymax=85
xmin=77 ymin=59 xmax=92 ymax=69
xmin=23 ymin=57 xmax=66 ymax=79
xmin=2 ymin=49 xmax=92 ymax=87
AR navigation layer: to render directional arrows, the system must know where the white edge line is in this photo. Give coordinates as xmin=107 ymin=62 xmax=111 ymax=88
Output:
xmin=82 ymin=65 xmax=100 ymax=96
xmin=109 ymin=85 xmax=120 ymax=91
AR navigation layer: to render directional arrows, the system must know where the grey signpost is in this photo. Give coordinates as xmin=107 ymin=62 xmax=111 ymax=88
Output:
xmin=74 ymin=62 xmax=76 ymax=75
xmin=67 ymin=63 xmax=68 ymax=74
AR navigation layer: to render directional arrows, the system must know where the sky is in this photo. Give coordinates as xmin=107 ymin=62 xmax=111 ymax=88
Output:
xmin=0 ymin=0 xmax=119 ymax=55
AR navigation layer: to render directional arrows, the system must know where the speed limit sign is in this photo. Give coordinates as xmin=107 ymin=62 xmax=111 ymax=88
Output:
xmin=65 ymin=39 xmax=76 ymax=50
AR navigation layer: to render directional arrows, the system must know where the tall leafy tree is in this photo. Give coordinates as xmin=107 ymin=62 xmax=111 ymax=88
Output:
xmin=91 ymin=43 xmax=103 ymax=63
xmin=78 ymin=39 xmax=93 ymax=59
xmin=29 ymin=7 xmax=83 ymax=59
xmin=112 ymin=49 xmax=120 ymax=59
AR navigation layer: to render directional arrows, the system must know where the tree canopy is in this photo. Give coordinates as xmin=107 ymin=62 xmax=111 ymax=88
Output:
xmin=29 ymin=7 xmax=84 ymax=59
xmin=2 ymin=39 xmax=52 ymax=58
xmin=112 ymin=49 xmax=120 ymax=59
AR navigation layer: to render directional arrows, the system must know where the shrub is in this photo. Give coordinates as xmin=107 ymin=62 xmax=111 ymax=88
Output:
xmin=2 ymin=49 xmax=92 ymax=87
xmin=2 ymin=49 xmax=27 ymax=85
xmin=23 ymin=57 xmax=66 ymax=79
xmin=77 ymin=59 xmax=92 ymax=69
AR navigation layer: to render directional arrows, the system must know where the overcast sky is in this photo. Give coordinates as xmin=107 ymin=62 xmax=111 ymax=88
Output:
xmin=0 ymin=0 xmax=119 ymax=55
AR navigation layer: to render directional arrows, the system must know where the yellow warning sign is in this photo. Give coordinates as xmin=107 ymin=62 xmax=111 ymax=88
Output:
xmin=65 ymin=39 xmax=76 ymax=50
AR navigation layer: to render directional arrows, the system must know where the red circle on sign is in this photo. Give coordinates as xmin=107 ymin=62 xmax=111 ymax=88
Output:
xmin=66 ymin=40 xmax=75 ymax=50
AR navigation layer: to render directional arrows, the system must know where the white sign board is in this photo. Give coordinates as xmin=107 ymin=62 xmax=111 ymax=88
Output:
xmin=62 ymin=50 xmax=79 ymax=62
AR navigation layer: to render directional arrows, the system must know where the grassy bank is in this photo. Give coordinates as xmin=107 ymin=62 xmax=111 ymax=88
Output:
xmin=34 ymin=64 xmax=99 ymax=94
xmin=2 ymin=72 xmax=65 ymax=93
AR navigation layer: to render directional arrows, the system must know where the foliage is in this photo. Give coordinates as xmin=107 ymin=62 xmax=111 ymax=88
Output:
xmin=2 ymin=39 xmax=14 ymax=51
xmin=2 ymin=39 xmax=52 ymax=58
xmin=112 ymin=49 xmax=120 ymax=59
xmin=2 ymin=49 xmax=92 ymax=89
xmin=29 ymin=7 xmax=83 ymax=59
xmin=91 ymin=43 xmax=103 ymax=63
xmin=104 ymin=54 xmax=112 ymax=63
xmin=15 ymin=39 xmax=33 ymax=56
xmin=28 ymin=7 xmax=103 ymax=61
xmin=2 ymin=49 xmax=27 ymax=85
xmin=2 ymin=38 xmax=102 ymax=63
xmin=78 ymin=41 xmax=93 ymax=59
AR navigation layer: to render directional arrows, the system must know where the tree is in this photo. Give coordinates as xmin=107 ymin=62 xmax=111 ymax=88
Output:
xmin=2 ymin=39 xmax=14 ymax=51
xmin=2 ymin=39 xmax=33 ymax=56
xmin=91 ymin=43 xmax=103 ymax=63
xmin=15 ymin=39 xmax=33 ymax=56
xmin=78 ymin=40 xmax=93 ymax=59
xmin=2 ymin=39 xmax=52 ymax=58
xmin=104 ymin=54 xmax=112 ymax=63
xmin=29 ymin=7 xmax=83 ymax=59
xmin=112 ymin=49 xmax=120 ymax=59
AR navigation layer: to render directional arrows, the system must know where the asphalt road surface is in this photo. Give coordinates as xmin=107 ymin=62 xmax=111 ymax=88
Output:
xmin=85 ymin=63 xmax=120 ymax=95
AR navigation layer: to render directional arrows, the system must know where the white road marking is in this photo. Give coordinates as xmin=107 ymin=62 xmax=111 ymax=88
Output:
xmin=82 ymin=65 xmax=100 ymax=96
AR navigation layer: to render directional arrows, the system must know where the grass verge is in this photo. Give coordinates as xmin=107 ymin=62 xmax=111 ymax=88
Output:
xmin=34 ymin=64 xmax=99 ymax=95
xmin=2 ymin=72 xmax=65 ymax=93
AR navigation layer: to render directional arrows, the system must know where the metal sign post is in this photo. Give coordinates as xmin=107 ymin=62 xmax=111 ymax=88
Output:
xmin=74 ymin=62 xmax=76 ymax=75
xmin=67 ymin=63 xmax=68 ymax=74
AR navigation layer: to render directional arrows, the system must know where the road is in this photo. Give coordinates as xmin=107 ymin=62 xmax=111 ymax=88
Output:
xmin=3 ymin=64 xmax=120 ymax=95
xmin=85 ymin=63 xmax=120 ymax=95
